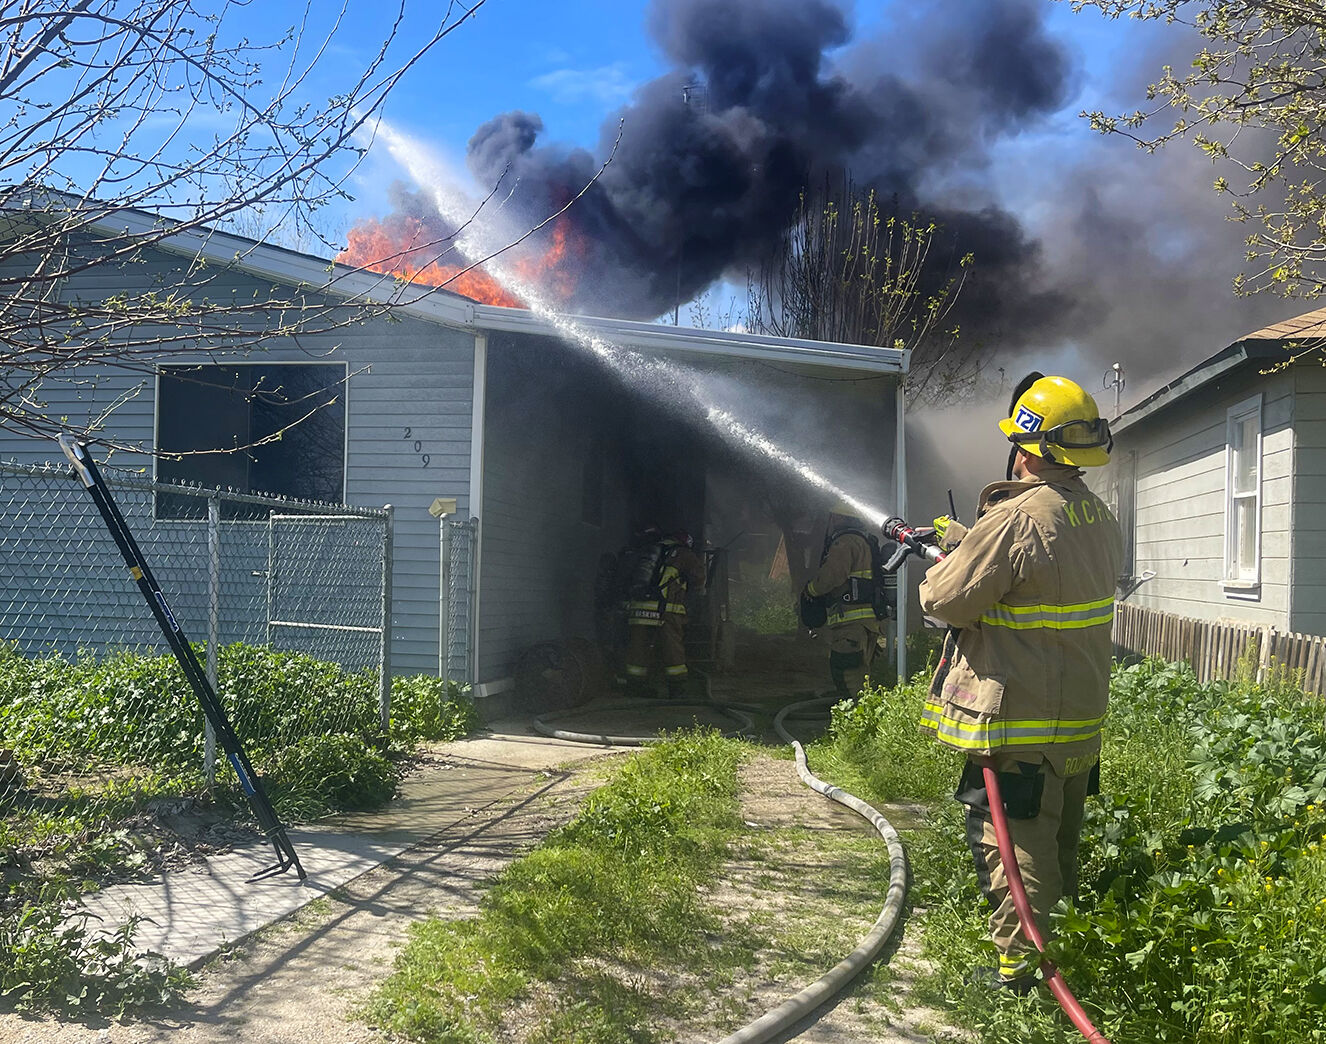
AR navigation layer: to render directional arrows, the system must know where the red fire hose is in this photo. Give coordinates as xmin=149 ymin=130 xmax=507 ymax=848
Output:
xmin=982 ymin=765 xmax=1111 ymax=1043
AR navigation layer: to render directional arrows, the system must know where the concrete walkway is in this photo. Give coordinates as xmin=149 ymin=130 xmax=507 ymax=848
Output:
xmin=79 ymin=720 xmax=617 ymax=968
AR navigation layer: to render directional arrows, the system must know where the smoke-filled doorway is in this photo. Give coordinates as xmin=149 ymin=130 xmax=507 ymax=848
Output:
xmin=474 ymin=326 xmax=901 ymax=711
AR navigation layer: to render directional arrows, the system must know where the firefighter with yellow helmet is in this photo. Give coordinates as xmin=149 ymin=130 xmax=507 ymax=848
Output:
xmin=622 ymin=530 xmax=707 ymax=699
xmin=800 ymin=500 xmax=885 ymax=698
xmin=918 ymin=373 xmax=1123 ymax=993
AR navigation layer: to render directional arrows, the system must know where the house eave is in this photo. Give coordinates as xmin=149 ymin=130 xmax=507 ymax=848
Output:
xmin=1113 ymin=341 xmax=1287 ymax=435
xmin=468 ymin=303 xmax=909 ymax=375
xmin=70 ymin=196 xmax=907 ymax=375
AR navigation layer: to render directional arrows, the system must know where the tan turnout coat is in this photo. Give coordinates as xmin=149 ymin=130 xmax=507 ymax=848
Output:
xmin=917 ymin=463 xmax=1123 ymax=774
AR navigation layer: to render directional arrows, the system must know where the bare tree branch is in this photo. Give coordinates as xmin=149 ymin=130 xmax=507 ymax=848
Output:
xmin=0 ymin=0 xmax=496 ymax=449
xmin=745 ymin=172 xmax=975 ymax=407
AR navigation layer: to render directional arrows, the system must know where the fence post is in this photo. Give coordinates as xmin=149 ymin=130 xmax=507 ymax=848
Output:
xmin=439 ymin=516 xmax=450 ymax=686
xmin=379 ymin=505 xmax=394 ymax=734
xmin=205 ymin=492 xmax=219 ymax=789
xmin=1258 ymin=626 xmax=1273 ymax=684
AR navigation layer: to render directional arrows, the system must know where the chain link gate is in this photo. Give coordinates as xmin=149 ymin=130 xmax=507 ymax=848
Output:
xmin=266 ymin=510 xmax=394 ymax=728
xmin=439 ymin=516 xmax=478 ymax=686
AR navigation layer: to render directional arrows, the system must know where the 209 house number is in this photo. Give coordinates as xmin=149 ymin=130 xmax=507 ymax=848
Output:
xmin=402 ymin=427 xmax=430 ymax=467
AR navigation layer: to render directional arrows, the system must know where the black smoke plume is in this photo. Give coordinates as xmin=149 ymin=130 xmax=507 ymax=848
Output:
xmin=385 ymin=0 xmax=1292 ymax=385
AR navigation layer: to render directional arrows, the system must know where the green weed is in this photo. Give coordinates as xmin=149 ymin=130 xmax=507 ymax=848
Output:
xmin=823 ymin=657 xmax=1326 ymax=1044
xmin=0 ymin=643 xmax=477 ymax=1016
xmin=0 ymin=878 xmax=192 ymax=1015
xmin=811 ymin=673 xmax=963 ymax=804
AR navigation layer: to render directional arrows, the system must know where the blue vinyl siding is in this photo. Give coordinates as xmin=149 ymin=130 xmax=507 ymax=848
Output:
xmin=0 ymin=239 xmax=476 ymax=675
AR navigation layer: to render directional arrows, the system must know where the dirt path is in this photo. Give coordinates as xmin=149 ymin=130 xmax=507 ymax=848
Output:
xmin=0 ymin=762 xmax=602 ymax=1044
xmin=1 ymin=748 xmax=965 ymax=1044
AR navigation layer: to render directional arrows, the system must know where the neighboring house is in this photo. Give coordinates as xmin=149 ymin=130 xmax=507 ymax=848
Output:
xmin=0 ymin=201 xmax=912 ymax=705
xmin=1100 ymin=308 xmax=1326 ymax=634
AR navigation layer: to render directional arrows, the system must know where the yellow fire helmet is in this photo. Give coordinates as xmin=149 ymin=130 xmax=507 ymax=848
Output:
xmin=998 ymin=375 xmax=1112 ymax=467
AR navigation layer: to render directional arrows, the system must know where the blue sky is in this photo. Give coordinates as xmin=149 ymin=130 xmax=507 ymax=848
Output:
xmin=29 ymin=0 xmax=1278 ymax=384
xmin=235 ymin=0 xmax=1170 ymax=231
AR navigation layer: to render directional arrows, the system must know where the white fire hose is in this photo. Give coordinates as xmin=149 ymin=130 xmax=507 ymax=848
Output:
xmin=713 ymin=695 xmax=907 ymax=1044
xmin=531 ymin=688 xmax=909 ymax=1043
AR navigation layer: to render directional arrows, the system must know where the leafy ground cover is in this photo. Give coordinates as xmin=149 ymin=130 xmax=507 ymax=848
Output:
xmin=818 ymin=658 xmax=1326 ymax=1043
xmin=0 ymin=642 xmax=478 ymax=1016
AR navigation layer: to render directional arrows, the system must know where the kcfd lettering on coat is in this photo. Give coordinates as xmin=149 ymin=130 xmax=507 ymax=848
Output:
xmin=1063 ymin=497 xmax=1102 ymax=528
xmin=919 ymin=460 xmax=1123 ymax=986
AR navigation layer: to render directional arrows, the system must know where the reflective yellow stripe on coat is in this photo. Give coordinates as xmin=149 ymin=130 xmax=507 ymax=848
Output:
xmin=824 ymin=569 xmax=876 ymax=624
xmin=978 ymin=596 xmax=1114 ymax=631
xmin=919 ymin=703 xmax=1106 ymax=750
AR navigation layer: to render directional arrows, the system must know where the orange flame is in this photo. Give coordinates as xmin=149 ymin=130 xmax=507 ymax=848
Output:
xmin=336 ymin=215 xmax=583 ymax=308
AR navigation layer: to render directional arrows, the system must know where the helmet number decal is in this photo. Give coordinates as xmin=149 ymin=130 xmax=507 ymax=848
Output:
xmin=1014 ymin=405 xmax=1045 ymax=432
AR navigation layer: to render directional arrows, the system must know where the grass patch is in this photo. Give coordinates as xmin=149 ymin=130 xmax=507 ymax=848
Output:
xmin=819 ymin=658 xmax=1326 ymax=1044
xmin=808 ymin=672 xmax=963 ymax=805
xmin=363 ymin=729 xmax=746 ymax=1043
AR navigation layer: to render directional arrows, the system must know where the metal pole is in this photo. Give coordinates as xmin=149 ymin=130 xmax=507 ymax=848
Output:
xmin=379 ymin=504 xmax=394 ymax=733
xmin=468 ymin=516 xmax=480 ymax=684
xmin=59 ymin=436 xmax=304 ymax=881
xmin=439 ymin=515 xmax=451 ymax=685
xmin=265 ymin=515 xmax=274 ymax=648
xmin=205 ymin=493 xmax=219 ymax=788
xmin=895 ymin=381 xmax=909 ymax=685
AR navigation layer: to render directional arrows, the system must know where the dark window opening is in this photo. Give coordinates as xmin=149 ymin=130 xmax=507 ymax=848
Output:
xmin=157 ymin=363 xmax=346 ymax=519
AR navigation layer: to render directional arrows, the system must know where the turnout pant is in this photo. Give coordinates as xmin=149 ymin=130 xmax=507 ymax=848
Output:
xmin=957 ymin=753 xmax=1094 ymax=980
xmin=827 ymin=621 xmax=879 ymax=698
xmin=624 ymin=612 xmax=688 ymax=693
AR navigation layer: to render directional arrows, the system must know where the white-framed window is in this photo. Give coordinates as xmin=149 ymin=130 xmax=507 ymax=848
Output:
xmin=1224 ymin=394 xmax=1263 ymax=589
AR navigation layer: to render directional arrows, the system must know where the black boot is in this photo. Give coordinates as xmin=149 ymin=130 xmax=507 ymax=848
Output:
xmin=965 ymin=965 xmax=1038 ymax=996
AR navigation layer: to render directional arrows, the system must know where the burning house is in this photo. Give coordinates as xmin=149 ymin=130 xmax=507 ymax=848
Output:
xmin=0 ymin=199 xmax=911 ymax=712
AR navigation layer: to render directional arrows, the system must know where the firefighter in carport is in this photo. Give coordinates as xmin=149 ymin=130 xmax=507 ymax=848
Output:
xmin=918 ymin=374 xmax=1122 ymax=993
xmin=800 ymin=501 xmax=883 ymax=699
xmin=623 ymin=530 xmax=707 ymax=698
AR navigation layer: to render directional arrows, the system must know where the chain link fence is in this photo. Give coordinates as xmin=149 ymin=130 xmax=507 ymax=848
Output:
xmin=440 ymin=515 xmax=478 ymax=686
xmin=0 ymin=457 xmax=392 ymax=856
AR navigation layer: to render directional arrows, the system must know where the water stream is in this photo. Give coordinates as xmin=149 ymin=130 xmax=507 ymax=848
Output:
xmin=373 ymin=121 xmax=895 ymax=528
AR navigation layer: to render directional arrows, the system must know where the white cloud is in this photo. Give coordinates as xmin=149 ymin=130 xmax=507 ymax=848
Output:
xmin=529 ymin=62 xmax=635 ymax=106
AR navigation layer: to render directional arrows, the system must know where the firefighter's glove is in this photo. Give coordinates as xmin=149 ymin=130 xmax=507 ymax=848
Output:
xmin=932 ymin=516 xmax=967 ymax=553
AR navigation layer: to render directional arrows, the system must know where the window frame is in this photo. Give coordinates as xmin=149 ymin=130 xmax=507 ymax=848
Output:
xmin=152 ymin=360 xmax=350 ymax=519
xmin=1223 ymin=393 xmax=1263 ymax=594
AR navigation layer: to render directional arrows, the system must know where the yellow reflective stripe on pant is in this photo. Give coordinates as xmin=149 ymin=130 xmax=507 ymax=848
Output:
xmin=978 ymin=596 xmax=1114 ymax=631
xmin=999 ymin=952 xmax=1038 ymax=978
xmin=920 ymin=703 xmax=1104 ymax=749
xmin=664 ymin=664 xmax=688 ymax=676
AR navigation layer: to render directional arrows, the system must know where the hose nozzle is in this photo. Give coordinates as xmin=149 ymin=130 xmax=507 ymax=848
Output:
xmin=880 ymin=516 xmax=944 ymax=572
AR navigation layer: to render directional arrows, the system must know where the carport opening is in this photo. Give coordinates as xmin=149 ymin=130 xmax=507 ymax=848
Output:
xmin=479 ymin=330 xmax=900 ymax=706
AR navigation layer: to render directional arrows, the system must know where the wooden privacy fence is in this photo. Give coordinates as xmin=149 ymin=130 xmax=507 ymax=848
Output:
xmin=1113 ymin=602 xmax=1326 ymax=695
